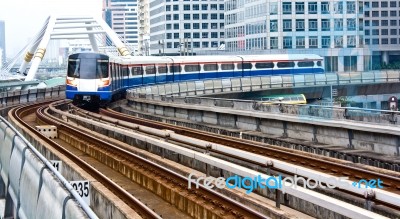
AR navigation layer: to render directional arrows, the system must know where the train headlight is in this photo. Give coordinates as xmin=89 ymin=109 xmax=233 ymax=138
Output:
xmin=98 ymin=78 xmax=110 ymax=87
xmin=66 ymin=77 xmax=78 ymax=87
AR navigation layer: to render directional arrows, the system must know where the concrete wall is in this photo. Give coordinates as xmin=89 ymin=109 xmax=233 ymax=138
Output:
xmin=0 ymin=119 xmax=87 ymax=219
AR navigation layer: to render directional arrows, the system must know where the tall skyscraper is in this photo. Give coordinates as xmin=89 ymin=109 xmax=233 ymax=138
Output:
xmin=0 ymin=20 xmax=6 ymax=64
xmin=102 ymin=0 xmax=139 ymax=52
xmin=149 ymin=0 xmax=226 ymax=55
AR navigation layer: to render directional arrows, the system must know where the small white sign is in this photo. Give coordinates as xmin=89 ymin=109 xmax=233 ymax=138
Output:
xmin=50 ymin=160 xmax=62 ymax=172
xmin=70 ymin=180 xmax=90 ymax=205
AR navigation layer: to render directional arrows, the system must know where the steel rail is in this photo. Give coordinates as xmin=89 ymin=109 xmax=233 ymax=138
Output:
xmin=11 ymin=102 xmax=162 ymax=219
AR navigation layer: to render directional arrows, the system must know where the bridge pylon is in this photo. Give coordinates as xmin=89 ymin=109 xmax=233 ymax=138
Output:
xmin=17 ymin=14 xmax=132 ymax=83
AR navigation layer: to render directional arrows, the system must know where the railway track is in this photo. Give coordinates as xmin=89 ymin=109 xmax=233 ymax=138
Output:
xmin=99 ymin=107 xmax=400 ymax=195
xmin=12 ymin=101 xmax=268 ymax=219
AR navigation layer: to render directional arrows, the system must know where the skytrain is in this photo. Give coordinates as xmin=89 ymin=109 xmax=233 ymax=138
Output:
xmin=65 ymin=52 xmax=324 ymax=105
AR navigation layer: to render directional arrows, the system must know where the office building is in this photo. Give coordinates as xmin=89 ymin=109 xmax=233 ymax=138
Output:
xmin=103 ymin=0 xmax=139 ymax=51
xmin=149 ymin=0 xmax=225 ymax=55
xmin=0 ymin=20 xmax=6 ymax=65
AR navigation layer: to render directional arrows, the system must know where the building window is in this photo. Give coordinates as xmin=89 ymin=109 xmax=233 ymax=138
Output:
xmin=173 ymin=14 xmax=179 ymax=20
xmin=347 ymin=1 xmax=356 ymax=13
xmin=365 ymin=11 xmax=370 ymax=17
xmin=322 ymin=36 xmax=331 ymax=48
xmin=321 ymin=2 xmax=330 ymax=14
xmin=344 ymin=56 xmax=357 ymax=71
xmin=334 ymin=19 xmax=343 ymax=31
xmin=211 ymin=13 xmax=218 ymax=19
xmin=211 ymin=4 xmax=217 ymax=10
xmin=211 ymin=32 xmax=218 ymax=38
xmin=372 ymin=29 xmax=379 ymax=35
xmin=202 ymin=14 xmax=208 ymax=19
xmin=184 ymin=4 xmax=190 ymax=10
xmin=166 ymin=24 xmax=171 ymax=30
xmin=219 ymin=4 xmax=224 ymax=10
xmin=283 ymin=19 xmax=292 ymax=32
xmin=372 ymin=11 xmax=379 ymax=17
xmin=347 ymin=19 xmax=356 ymax=30
xmin=166 ymin=33 xmax=172 ymax=39
xmin=193 ymin=33 xmax=200 ymax=38
xmin=308 ymin=2 xmax=318 ymax=14
xmin=167 ymin=42 xmax=172 ymax=48
xmin=391 ymin=29 xmax=397 ymax=35
xmin=390 ymin=20 xmax=397 ymax=26
xmin=193 ymin=4 xmax=199 ymax=10
xmin=193 ymin=14 xmax=200 ymax=20
xmin=174 ymin=23 xmax=179 ymax=29
xmin=382 ymin=38 xmax=389 ymax=44
xmin=282 ymin=2 xmax=292 ymax=14
xmin=309 ymin=36 xmax=318 ymax=48
xmin=166 ymin=15 xmax=171 ymax=20
xmin=365 ymin=30 xmax=370 ymax=35
xmin=202 ymin=23 xmax=208 ymax=29
xmin=193 ymin=23 xmax=200 ymax=29
xmin=309 ymin=19 xmax=318 ymax=31
xmin=270 ymin=2 xmax=278 ymax=15
xmin=372 ymin=38 xmax=379 ymax=44
xmin=334 ymin=36 xmax=343 ymax=47
xmin=202 ymin=32 xmax=208 ymax=38
xmin=347 ymin=36 xmax=356 ymax=47
xmin=166 ymin=5 xmax=171 ymax=11
xmin=372 ymin=20 xmax=379 ymax=26
xmin=184 ymin=23 xmax=191 ymax=29
xmin=381 ymin=11 xmax=388 ymax=17
xmin=296 ymin=19 xmax=305 ymax=31
xmin=390 ymin=38 xmax=397 ymax=44
xmin=270 ymin=20 xmax=278 ymax=32
xmin=270 ymin=37 xmax=278 ymax=49
xmin=390 ymin=1 xmax=397 ymax=7
xmin=365 ymin=39 xmax=370 ymax=45
xmin=184 ymin=32 xmax=191 ymax=38
xmin=283 ymin=36 xmax=292 ymax=48
xmin=382 ymin=20 xmax=388 ymax=26
xmin=372 ymin=2 xmax=379 ymax=7
xmin=322 ymin=19 xmax=330 ymax=31
xmin=296 ymin=37 xmax=305 ymax=48
xmin=295 ymin=2 xmax=304 ymax=14
xmin=173 ymin=5 xmax=179 ymax=10
xmin=334 ymin=2 xmax=343 ymax=14
xmin=202 ymin=4 xmax=208 ymax=10
xmin=193 ymin=42 xmax=200 ymax=48
xmin=211 ymin=23 xmax=218 ymax=29
xmin=184 ymin=14 xmax=190 ymax=20
xmin=381 ymin=1 xmax=388 ymax=7
xmin=174 ymin=33 xmax=179 ymax=39
xmin=382 ymin=29 xmax=388 ymax=35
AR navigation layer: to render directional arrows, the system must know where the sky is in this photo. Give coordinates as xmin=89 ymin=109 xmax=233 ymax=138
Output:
xmin=0 ymin=0 xmax=103 ymax=58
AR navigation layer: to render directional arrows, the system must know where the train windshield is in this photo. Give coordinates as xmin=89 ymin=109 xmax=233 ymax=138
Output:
xmin=67 ymin=58 xmax=109 ymax=79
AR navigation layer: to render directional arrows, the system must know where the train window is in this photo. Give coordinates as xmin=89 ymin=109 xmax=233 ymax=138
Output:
xmin=146 ymin=65 xmax=156 ymax=74
xmin=96 ymin=59 xmax=108 ymax=78
xmin=122 ymin=66 xmax=129 ymax=77
xmin=317 ymin=61 xmax=322 ymax=66
xmin=255 ymin=62 xmax=274 ymax=69
xmin=221 ymin=63 xmax=234 ymax=70
xmin=277 ymin=62 xmax=295 ymax=68
xmin=132 ymin=66 xmax=143 ymax=75
xmin=170 ymin=64 xmax=181 ymax=73
xmin=237 ymin=62 xmax=252 ymax=69
xmin=67 ymin=59 xmax=80 ymax=77
xmin=203 ymin=63 xmax=218 ymax=71
xmin=185 ymin=64 xmax=200 ymax=72
xmin=297 ymin=61 xmax=314 ymax=67
xmin=158 ymin=65 xmax=168 ymax=74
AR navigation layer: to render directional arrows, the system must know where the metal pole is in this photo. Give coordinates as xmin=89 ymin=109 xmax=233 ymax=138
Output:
xmin=331 ymin=84 xmax=333 ymax=106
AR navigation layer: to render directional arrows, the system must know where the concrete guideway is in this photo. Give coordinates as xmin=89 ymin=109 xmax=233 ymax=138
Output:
xmin=0 ymin=116 xmax=96 ymax=219
xmin=49 ymin=102 xmax=394 ymax=219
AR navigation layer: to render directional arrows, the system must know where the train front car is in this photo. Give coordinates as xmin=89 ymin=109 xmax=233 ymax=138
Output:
xmin=65 ymin=53 xmax=111 ymax=106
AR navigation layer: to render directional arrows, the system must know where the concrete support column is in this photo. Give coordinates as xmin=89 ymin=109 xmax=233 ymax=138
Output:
xmin=357 ymin=55 xmax=364 ymax=72
xmin=382 ymin=51 xmax=389 ymax=65
xmin=338 ymin=55 xmax=345 ymax=72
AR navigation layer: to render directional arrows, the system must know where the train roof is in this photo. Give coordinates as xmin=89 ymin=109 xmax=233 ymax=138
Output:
xmin=109 ymin=53 xmax=323 ymax=65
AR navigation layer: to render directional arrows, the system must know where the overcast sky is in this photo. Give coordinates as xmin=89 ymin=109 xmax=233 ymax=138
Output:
xmin=0 ymin=0 xmax=102 ymax=57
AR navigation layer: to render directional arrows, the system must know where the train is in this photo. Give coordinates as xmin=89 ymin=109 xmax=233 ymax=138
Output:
xmin=65 ymin=52 xmax=324 ymax=105
xmin=260 ymin=94 xmax=307 ymax=105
